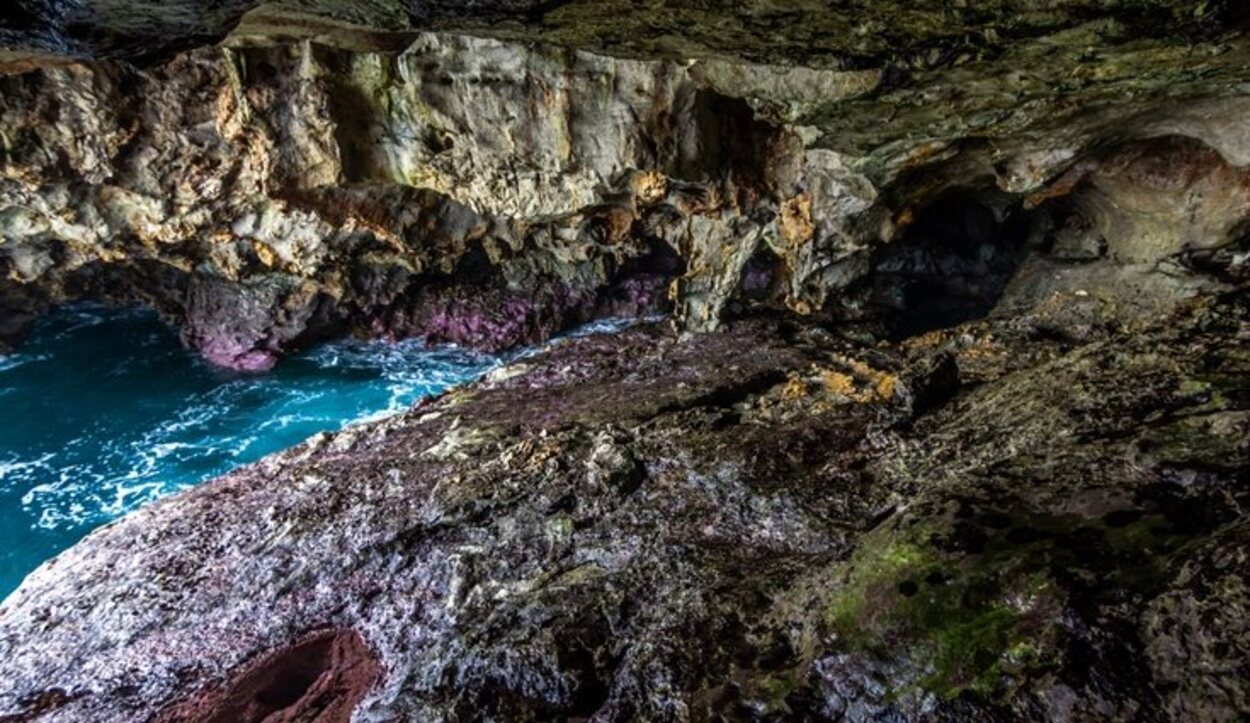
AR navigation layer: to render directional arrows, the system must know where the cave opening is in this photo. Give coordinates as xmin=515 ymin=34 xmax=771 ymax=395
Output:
xmin=870 ymin=189 xmax=1034 ymax=339
xmin=738 ymin=246 xmax=785 ymax=302
xmin=1232 ymin=3 xmax=1250 ymax=30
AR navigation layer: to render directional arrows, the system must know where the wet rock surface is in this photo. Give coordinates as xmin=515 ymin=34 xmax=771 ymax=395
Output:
xmin=0 ymin=282 xmax=1245 ymax=721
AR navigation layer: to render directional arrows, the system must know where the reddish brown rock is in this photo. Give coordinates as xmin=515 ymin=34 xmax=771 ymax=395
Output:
xmin=157 ymin=630 xmax=381 ymax=723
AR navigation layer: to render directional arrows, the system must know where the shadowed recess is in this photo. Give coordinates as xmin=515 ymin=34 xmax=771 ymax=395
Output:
xmin=157 ymin=630 xmax=382 ymax=723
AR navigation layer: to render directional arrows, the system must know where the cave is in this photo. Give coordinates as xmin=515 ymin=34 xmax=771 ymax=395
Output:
xmin=870 ymin=190 xmax=1032 ymax=338
xmin=0 ymin=3 xmax=1248 ymax=723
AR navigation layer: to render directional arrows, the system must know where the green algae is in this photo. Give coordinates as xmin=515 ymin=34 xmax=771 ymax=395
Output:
xmin=750 ymin=669 xmax=801 ymax=712
xmin=823 ymin=521 xmax=1059 ymax=701
xmin=821 ymin=500 xmax=1207 ymax=702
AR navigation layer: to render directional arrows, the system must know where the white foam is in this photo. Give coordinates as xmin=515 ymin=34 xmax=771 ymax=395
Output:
xmin=0 ymin=354 xmax=48 ymax=373
xmin=2 ymin=312 xmax=642 ymax=539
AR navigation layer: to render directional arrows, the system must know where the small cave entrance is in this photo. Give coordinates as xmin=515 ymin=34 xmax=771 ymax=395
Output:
xmin=738 ymin=246 xmax=786 ymax=302
xmin=598 ymin=235 xmax=686 ymax=316
xmin=157 ymin=629 xmax=382 ymax=723
xmin=668 ymin=87 xmax=788 ymax=202
xmin=869 ymin=189 xmax=1032 ymax=339
xmin=1232 ymin=3 xmax=1250 ymax=30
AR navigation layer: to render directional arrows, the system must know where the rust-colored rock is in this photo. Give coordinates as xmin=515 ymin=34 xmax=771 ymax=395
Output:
xmin=158 ymin=630 xmax=381 ymax=723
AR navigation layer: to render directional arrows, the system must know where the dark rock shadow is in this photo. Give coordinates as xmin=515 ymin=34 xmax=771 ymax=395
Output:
xmin=869 ymin=190 xmax=1032 ymax=339
xmin=157 ymin=630 xmax=382 ymax=723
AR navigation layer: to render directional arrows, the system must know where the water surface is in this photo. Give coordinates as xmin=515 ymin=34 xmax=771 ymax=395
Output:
xmin=0 ymin=305 xmax=505 ymax=597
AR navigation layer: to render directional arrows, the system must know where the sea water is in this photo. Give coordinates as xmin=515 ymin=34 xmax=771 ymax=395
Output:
xmin=0 ymin=305 xmax=538 ymax=597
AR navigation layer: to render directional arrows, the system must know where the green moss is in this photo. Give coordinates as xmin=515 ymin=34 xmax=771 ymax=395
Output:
xmin=824 ymin=535 xmax=933 ymax=647
xmin=823 ymin=520 xmax=1064 ymax=701
xmin=922 ymin=605 xmax=1018 ymax=697
xmin=1142 ymin=410 xmax=1249 ymax=471
xmin=547 ymin=513 xmax=575 ymax=539
xmin=1100 ymin=513 xmax=1194 ymax=589
xmin=821 ymin=500 xmax=1212 ymax=702
xmin=1103 ymin=513 xmax=1167 ymax=551
xmin=750 ymin=669 xmax=801 ymax=710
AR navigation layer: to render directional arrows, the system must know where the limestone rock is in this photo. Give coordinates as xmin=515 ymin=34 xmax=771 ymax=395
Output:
xmin=0 ymin=289 xmax=1244 ymax=722
xmin=0 ymin=4 xmax=1249 ymax=722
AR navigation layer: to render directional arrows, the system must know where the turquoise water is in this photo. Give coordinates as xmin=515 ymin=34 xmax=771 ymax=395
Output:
xmin=0 ymin=305 xmax=505 ymax=598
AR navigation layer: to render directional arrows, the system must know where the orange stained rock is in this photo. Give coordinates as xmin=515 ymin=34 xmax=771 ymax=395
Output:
xmin=631 ymin=170 xmax=669 ymax=205
xmin=780 ymin=193 xmax=815 ymax=247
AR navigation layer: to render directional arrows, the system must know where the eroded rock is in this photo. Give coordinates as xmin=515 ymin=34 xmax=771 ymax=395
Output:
xmin=0 ymin=285 xmax=1245 ymax=721
xmin=3 ymin=8 xmax=1250 ymax=367
xmin=0 ymin=4 xmax=1249 ymax=722
xmin=157 ymin=630 xmax=382 ymax=723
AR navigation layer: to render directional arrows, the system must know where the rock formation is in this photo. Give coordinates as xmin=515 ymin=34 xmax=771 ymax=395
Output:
xmin=0 ymin=1 xmax=1247 ymax=721
xmin=4 ymin=1 xmax=1248 ymax=368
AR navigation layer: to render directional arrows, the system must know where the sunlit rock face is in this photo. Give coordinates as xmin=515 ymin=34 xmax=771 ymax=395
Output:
xmin=0 ymin=39 xmax=695 ymax=369
xmin=0 ymin=2 xmax=1248 ymax=722
xmin=2 ymin=2 xmax=1248 ymax=367
xmin=0 ymin=31 xmax=839 ymax=367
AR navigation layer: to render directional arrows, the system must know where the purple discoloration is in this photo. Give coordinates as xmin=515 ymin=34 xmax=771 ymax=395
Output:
xmin=599 ymin=274 xmax=671 ymax=318
xmin=198 ymin=339 xmax=279 ymax=372
xmin=181 ymin=271 xmax=675 ymax=371
xmin=403 ymin=284 xmax=598 ymax=351
xmin=181 ymin=276 xmax=301 ymax=371
xmin=378 ymin=275 xmax=673 ymax=353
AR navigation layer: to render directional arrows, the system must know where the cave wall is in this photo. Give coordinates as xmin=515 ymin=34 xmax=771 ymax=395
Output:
xmin=1 ymin=3 xmax=1248 ymax=369
xmin=0 ymin=31 xmax=864 ymax=366
xmin=0 ymin=4 xmax=1249 ymax=722
xmin=0 ymin=37 xmax=804 ymax=365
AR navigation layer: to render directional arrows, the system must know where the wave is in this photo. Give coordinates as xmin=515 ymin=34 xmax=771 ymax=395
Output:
xmin=0 ymin=307 xmax=648 ymax=595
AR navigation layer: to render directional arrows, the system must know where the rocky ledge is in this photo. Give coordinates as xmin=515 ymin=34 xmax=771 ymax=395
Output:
xmin=0 ymin=280 xmax=1246 ymax=721
xmin=1 ymin=1 xmax=1250 ymax=722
